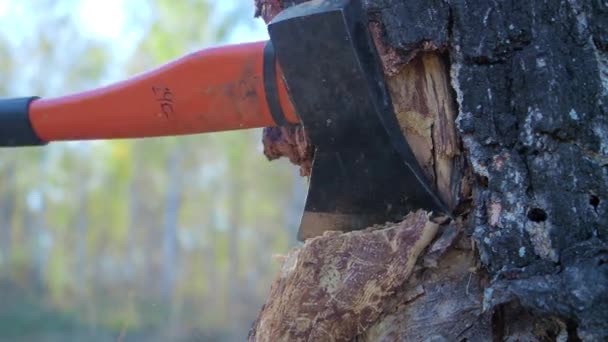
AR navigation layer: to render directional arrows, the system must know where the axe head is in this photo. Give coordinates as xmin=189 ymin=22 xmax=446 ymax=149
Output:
xmin=268 ymin=0 xmax=449 ymax=241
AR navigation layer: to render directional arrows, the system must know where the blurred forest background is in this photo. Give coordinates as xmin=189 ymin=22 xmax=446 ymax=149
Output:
xmin=0 ymin=1 xmax=307 ymax=341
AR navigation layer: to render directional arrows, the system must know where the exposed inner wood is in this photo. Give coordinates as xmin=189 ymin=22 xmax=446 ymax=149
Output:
xmin=358 ymin=239 xmax=491 ymax=341
xmin=248 ymin=211 xmax=440 ymax=341
xmin=383 ymin=51 xmax=461 ymax=209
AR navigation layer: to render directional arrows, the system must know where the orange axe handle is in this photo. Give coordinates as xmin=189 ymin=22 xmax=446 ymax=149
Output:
xmin=0 ymin=41 xmax=299 ymax=145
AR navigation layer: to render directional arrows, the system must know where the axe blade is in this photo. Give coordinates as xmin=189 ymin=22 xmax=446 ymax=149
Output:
xmin=268 ymin=0 xmax=449 ymax=241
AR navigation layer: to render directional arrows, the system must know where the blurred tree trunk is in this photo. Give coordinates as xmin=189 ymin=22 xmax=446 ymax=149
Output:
xmin=127 ymin=141 xmax=143 ymax=278
xmin=227 ymin=154 xmax=245 ymax=338
xmin=0 ymin=158 xmax=17 ymax=266
xmin=71 ymin=161 xmax=97 ymax=337
xmin=202 ymin=203 xmax=221 ymax=326
xmin=29 ymin=150 xmax=52 ymax=290
xmin=162 ymin=148 xmax=183 ymax=300
xmin=163 ymin=147 xmax=184 ymax=340
xmin=74 ymin=166 xmax=89 ymax=291
xmin=284 ymin=168 xmax=306 ymax=245
xmin=249 ymin=0 xmax=608 ymax=341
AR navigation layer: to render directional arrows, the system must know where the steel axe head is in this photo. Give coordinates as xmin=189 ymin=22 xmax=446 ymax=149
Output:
xmin=267 ymin=0 xmax=449 ymax=241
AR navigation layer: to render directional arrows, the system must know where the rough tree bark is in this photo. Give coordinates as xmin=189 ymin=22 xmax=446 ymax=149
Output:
xmin=251 ymin=0 xmax=608 ymax=340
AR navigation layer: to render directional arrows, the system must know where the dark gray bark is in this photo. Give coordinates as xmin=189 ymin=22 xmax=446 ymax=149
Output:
xmin=366 ymin=0 xmax=608 ymax=339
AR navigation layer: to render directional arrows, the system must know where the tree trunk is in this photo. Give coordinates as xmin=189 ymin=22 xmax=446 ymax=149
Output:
xmin=250 ymin=0 xmax=608 ymax=341
xmin=227 ymin=147 xmax=246 ymax=339
xmin=163 ymin=147 xmax=185 ymax=340
xmin=74 ymin=173 xmax=89 ymax=291
xmin=127 ymin=141 xmax=143 ymax=279
xmin=29 ymin=150 xmax=52 ymax=290
xmin=162 ymin=148 xmax=183 ymax=300
xmin=0 ymin=158 xmax=17 ymax=266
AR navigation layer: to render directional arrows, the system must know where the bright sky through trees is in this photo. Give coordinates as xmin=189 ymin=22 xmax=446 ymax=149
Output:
xmin=77 ymin=0 xmax=269 ymax=43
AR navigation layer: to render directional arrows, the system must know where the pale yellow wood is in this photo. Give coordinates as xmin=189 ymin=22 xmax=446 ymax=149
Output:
xmin=387 ymin=52 xmax=460 ymax=209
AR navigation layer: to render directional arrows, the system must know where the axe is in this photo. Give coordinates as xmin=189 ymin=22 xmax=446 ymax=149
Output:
xmin=0 ymin=0 xmax=449 ymax=240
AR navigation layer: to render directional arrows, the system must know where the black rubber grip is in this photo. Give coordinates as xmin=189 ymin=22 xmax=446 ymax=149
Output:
xmin=0 ymin=97 xmax=46 ymax=146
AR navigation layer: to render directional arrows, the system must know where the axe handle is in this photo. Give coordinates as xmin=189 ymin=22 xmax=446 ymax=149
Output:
xmin=0 ymin=41 xmax=298 ymax=146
